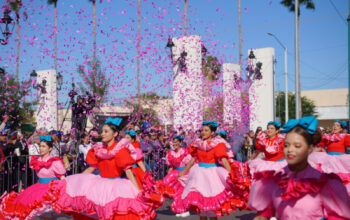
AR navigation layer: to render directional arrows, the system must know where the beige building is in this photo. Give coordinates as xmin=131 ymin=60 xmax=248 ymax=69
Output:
xmin=301 ymin=88 xmax=348 ymax=128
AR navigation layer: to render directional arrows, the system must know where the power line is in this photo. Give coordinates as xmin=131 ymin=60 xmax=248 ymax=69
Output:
xmin=207 ymin=14 xmax=347 ymax=35
xmin=328 ymin=0 xmax=347 ymax=26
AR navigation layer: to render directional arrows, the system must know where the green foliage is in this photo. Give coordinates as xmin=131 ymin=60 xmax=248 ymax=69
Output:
xmin=280 ymin=0 xmax=315 ymax=13
xmin=203 ymin=96 xmax=223 ymax=123
xmin=202 ymin=56 xmax=221 ymax=81
xmin=276 ymin=92 xmax=317 ymax=124
xmin=47 ymin=0 xmax=58 ymax=5
xmin=125 ymin=101 xmax=160 ymax=127
xmin=0 ymin=72 xmax=35 ymax=129
xmin=77 ymin=57 xmax=110 ymax=105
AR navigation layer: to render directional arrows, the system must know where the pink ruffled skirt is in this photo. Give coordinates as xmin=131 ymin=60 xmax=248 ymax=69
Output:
xmin=0 ymin=182 xmax=55 ymax=220
xmin=171 ymin=164 xmax=243 ymax=216
xmin=248 ymin=158 xmax=287 ymax=178
xmin=308 ymin=152 xmax=350 ymax=195
xmin=49 ymin=173 xmax=163 ymax=220
xmin=160 ymin=170 xmax=187 ymax=199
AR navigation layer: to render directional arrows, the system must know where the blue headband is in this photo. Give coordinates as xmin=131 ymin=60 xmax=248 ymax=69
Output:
xmin=105 ymin=117 xmax=122 ymax=126
xmin=174 ymin=134 xmax=184 ymax=141
xmin=268 ymin=121 xmax=281 ymax=129
xmin=216 ymin=130 xmax=226 ymax=136
xmin=282 ymin=116 xmax=318 ymax=135
xmin=202 ymin=121 xmax=219 ymax=128
xmin=40 ymin=135 xmax=52 ymax=142
xmin=334 ymin=120 xmax=347 ymax=128
xmin=125 ymin=130 xmax=137 ymax=137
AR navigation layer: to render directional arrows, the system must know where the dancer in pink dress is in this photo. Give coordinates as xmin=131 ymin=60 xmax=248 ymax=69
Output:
xmin=161 ymin=135 xmax=191 ymax=199
xmin=48 ymin=117 xmax=164 ymax=220
xmin=172 ymin=121 xmax=245 ymax=219
xmin=0 ymin=135 xmax=66 ymax=220
xmin=248 ymin=116 xmax=350 ymax=219
xmin=159 ymin=135 xmax=191 ymax=217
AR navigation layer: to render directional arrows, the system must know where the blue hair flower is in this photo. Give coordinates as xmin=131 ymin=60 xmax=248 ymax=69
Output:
xmin=202 ymin=121 xmax=219 ymax=128
xmin=125 ymin=130 xmax=137 ymax=137
xmin=105 ymin=117 xmax=122 ymax=126
xmin=40 ymin=135 xmax=52 ymax=142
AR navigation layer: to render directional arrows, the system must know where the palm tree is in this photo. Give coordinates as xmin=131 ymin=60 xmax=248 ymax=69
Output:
xmin=8 ymin=0 xmax=26 ymax=82
xmin=238 ymin=0 xmax=241 ymax=64
xmin=47 ymin=0 xmax=58 ymax=74
xmin=137 ymin=0 xmax=141 ymax=105
xmin=89 ymin=0 xmax=102 ymax=69
xmin=184 ymin=0 xmax=187 ymax=36
xmin=280 ymin=0 xmax=315 ymax=118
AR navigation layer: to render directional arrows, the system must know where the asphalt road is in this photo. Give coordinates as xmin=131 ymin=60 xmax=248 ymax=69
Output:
xmin=34 ymin=199 xmax=256 ymax=220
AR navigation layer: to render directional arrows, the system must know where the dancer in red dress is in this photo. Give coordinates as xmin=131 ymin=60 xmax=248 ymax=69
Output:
xmin=172 ymin=121 xmax=245 ymax=219
xmin=47 ymin=117 xmax=164 ymax=220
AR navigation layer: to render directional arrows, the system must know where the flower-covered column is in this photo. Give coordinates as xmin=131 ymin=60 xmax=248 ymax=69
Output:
xmin=223 ymin=63 xmax=241 ymax=125
xmin=173 ymin=35 xmax=203 ymax=131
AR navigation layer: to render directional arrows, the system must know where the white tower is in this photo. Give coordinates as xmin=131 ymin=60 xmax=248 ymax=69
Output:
xmin=249 ymin=48 xmax=275 ymax=131
xmin=173 ymin=35 xmax=203 ymax=131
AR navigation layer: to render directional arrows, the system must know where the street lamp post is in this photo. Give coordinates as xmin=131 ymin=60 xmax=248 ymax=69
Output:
xmin=267 ymin=33 xmax=288 ymax=122
xmin=0 ymin=9 xmax=14 ymax=45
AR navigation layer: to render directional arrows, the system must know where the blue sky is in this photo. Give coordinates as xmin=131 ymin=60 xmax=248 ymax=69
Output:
xmin=0 ymin=0 xmax=348 ymax=106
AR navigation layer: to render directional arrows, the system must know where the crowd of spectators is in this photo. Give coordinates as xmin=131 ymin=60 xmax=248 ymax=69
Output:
xmin=1 ymin=112 xmax=346 ymax=193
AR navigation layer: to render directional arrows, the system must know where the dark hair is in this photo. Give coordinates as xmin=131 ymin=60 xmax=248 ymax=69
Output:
xmin=80 ymin=133 xmax=88 ymax=144
xmin=173 ymin=136 xmax=184 ymax=142
xmin=40 ymin=140 xmax=53 ymax=148
xmin=217 ymin=133 xmax=227 ymax=139
xmin=287 ymin=126 xmax=322 ymax=146
xmin=267 ymin=123 xmax=279 ymax=130
xmin=125 ymin=133 xmax=136 ymax=141
xmin=104 ymin=123 xmax=120 ymax=133
xmin=203 ymin=124 xmax=218 ymax=132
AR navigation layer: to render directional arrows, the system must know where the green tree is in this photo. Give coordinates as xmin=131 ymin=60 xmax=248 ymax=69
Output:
xmin=202 ymin=55 xmax=221 ymax=97
xmin=77 ymin=57 xmax=110 ymax=105
xmin=203 ymin=96 xmax=223 ymax=123
xmin=0 ymin=71 xmax=35 ymax=129
xmin=47 ymin=0 xmax=58 ymax=74
xmin=125 ymin=92 xmax=163 ymax=127
xmin=276 ymin=92 xmax=317 ymax=124
xmin=8 ymin=0 xmax=27 ymax=82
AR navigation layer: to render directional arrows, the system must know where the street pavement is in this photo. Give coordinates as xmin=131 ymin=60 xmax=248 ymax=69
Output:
xmin=35 ymin=199 xmax=256 ymax=220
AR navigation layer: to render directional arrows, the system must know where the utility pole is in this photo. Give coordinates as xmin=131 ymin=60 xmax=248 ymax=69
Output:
xmin=184 ymin=0 xmax=187 ymax=36
xmin=137 ymin=0 xmax=141 ymax=105
xmin=267 ymin=33 xmax=288 ymax=122
xmin=348 ymin=0 xmax=350 ymax=123
xmin=295 ymin=0 xmax=301 ymax=119
xmin=238 ymin=0 xmax=242 ymax=64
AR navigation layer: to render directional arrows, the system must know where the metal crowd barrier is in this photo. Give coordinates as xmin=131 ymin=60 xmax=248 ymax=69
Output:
xmin=143 ymin=153 xmax=168 ymax=180
xmin=0 ymin=153 xmax=167 ymax=195
xmin=0 ymin=155 xmax=79 ymax=195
